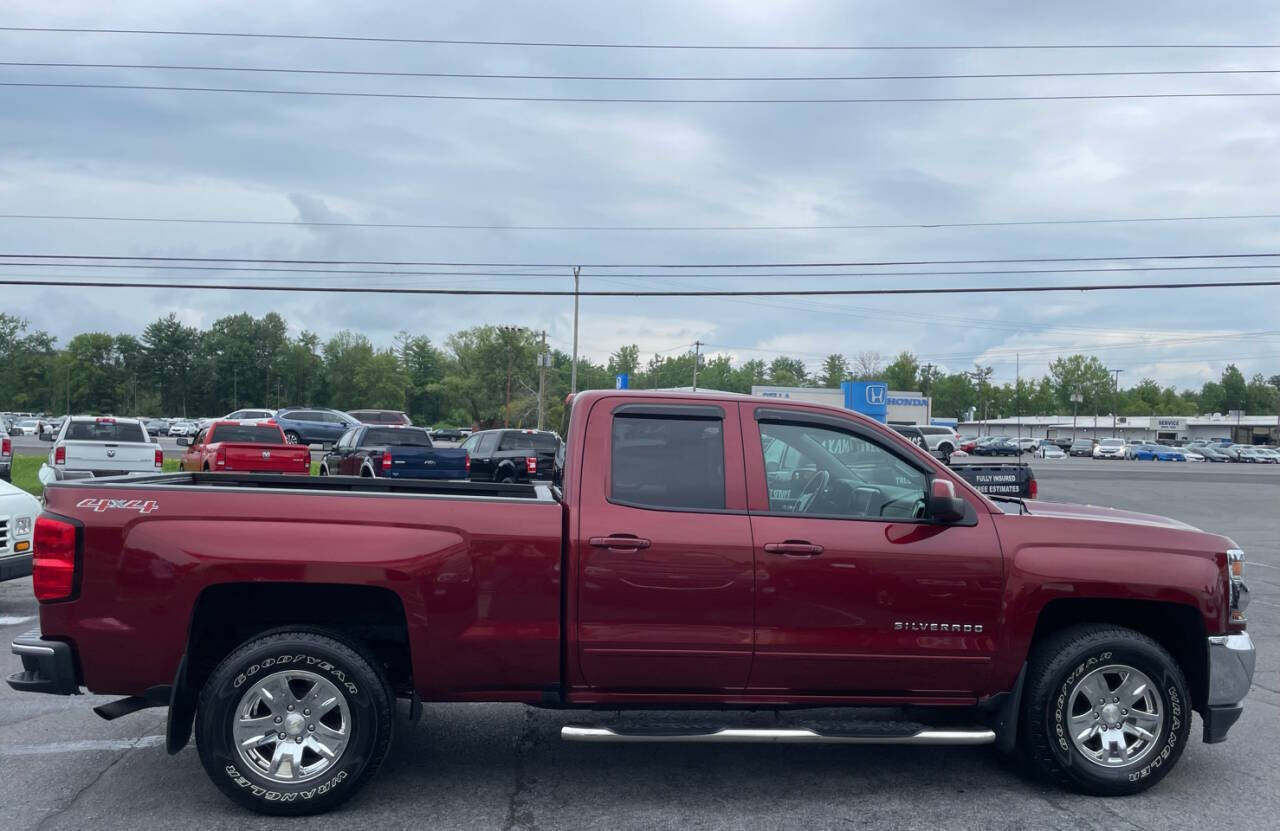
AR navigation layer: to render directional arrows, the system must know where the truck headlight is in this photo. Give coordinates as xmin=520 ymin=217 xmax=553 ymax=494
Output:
xmin=1227 ymin=548 xmax=1249 ymax=622
xmin=15 ymin=516 xmax=31 ymax=536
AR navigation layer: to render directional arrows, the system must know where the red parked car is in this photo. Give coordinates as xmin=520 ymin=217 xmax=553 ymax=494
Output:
xmin=175 ymin=420 xmax=311 ymax=475
xmin=9 ymin=390 xmax=1254 ymax=815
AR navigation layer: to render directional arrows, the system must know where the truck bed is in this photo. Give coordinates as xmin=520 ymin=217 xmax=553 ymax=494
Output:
xmin=37 ymin=473 xmax=564 ymax=700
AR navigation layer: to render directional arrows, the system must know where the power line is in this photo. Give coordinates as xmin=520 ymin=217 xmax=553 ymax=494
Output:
xmin=4 ymin=27 xmax=1280 ymax=50
xmin=8 ymin=260 xmax=1280 ymax=280
xmin=8 ymin=61 xmax=1280 ymax=83
xmin=6 ymin=80 xmax=1279 ymax=104
xmin=6 ymin=277 xmax=1280 ymax=296
xmin=5 ymin=210 xmax=1280 ymax=233
xmin=5 ymin=251 xmax=1279 ymax=268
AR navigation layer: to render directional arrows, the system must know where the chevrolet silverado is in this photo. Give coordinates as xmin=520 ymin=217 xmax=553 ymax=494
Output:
xmin=7 ymin=390 xmax=1255 ymax=815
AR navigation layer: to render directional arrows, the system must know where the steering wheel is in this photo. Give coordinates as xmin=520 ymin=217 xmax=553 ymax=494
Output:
xmin=796 ymin=470 xmax=830 ymax=514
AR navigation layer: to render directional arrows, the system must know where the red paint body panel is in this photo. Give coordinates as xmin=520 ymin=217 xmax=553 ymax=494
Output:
xmin=33 ymin=389 xmax=1237 ymax=709
xmin=38 ymin=484 xmax=562 ymax=700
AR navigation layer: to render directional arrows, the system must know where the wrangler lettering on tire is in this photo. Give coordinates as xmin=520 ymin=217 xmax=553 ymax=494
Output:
xmin=195 ymin=630 xmax=392 ymax=816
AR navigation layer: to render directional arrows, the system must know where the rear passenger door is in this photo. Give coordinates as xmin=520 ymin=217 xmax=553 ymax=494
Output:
xmin=469 ymin=433 xmax=498 ymax=480
xmin=574 ymin=400 xmax=755 ymax=692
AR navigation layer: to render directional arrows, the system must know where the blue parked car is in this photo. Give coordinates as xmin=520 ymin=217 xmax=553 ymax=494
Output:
xmin=1133 ymin=444 xmax=1186 ymax=461
xmin=273 ymin=407 xmax=361 ymax=447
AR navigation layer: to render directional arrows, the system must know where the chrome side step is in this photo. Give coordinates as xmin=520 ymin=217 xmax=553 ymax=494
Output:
xmin=561 ymin=725 xmax=995 ymax=746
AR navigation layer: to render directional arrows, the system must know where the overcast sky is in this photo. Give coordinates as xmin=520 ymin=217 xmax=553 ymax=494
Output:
xmin=3 ymin=0 xmax=1280 ymax=390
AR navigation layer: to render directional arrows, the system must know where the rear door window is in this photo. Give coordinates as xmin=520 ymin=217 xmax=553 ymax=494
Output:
xmin=610 ymin=415 xmax=725 ymax=510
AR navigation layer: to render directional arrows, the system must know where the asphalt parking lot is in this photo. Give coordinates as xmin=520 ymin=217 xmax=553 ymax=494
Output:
xmin=1 ymin=461 xmax=1276 ymax=830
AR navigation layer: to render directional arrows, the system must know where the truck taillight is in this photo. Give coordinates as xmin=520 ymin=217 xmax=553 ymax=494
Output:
xmin=382 ymin=452 xmax=392 ymax=473
xmin=33 ymin=516 xmax=79 ymax=602
xmin=1028 ymin=477 xmax=1038 ymax=499
xmin=525 ymin=456 xmax=537 ymax=475
xmin=54 ymin=444 xmax=66 ymax=465
xmin=155 ymin=447 xmax=164 ymax=469
xmin=216 ymin=446 xmax=227 ymax=468
xmin=1 ymin=436 xmax=9 ymax=457
xmin=464 ymin=454 xmax=470 ymax=473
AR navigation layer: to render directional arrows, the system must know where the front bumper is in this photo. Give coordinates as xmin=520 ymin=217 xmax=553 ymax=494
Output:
xmin=1203 ymin=632 xmax=1256 ymax=743
xmin=0 ymin=552 xmax=33 ymax=582
xmin=6 ymin=630 xmax=80 ymax=695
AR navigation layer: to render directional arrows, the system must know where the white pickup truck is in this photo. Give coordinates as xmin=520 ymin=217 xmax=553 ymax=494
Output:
xmin=37 ymin=416 xmax=163 ymax=485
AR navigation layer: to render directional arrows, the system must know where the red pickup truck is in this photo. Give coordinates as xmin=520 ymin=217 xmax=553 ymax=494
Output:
xmin=8 ymin=390 xmax=1255 ymax=815
xmin=176 ymin=421 xmax=312 ymax=475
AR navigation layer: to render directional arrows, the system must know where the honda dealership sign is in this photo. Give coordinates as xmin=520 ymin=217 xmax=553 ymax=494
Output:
xmin=750 ymin=384 xmax=930 ymax=425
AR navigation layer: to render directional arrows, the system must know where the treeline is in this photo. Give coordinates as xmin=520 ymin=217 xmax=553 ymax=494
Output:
xmin=1 ymin=313 xmax=1277 ymax=427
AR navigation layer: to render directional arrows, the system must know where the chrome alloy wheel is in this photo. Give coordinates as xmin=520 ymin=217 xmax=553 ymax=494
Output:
xmin=233 ymin=670 xmax=352 ymax=784
xmin=1067 ymin=664 xmax=1163 ymax=768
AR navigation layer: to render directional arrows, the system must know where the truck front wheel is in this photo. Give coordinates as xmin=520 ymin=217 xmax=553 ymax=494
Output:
xmin=1020 ymin=623 xmax=1190 ymax=795
xmin=195 ymin=630 xmax=393 ymax=815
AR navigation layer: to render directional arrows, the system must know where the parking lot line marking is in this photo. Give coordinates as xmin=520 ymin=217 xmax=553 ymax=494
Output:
xmin=0 ymin=735 xmax=166 ymax=756
xmin=1246 ymin=560 xmax=1280 ymax=570
xmin=0 ymin=616 xmax=34 ymax=625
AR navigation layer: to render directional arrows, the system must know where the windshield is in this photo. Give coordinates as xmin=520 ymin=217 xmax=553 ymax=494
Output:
xmin=1100 ymin=439 xmax=1124 ymax=447
xmin=210 ymin=424 xmax=284 ymax=444
xmin=365 ymin=427 xmax=432 ymax=447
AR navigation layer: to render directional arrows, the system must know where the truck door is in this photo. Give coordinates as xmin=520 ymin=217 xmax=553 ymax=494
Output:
xmin=740 ymin=404 xmax=1004 ymax=698
xmin=574 ymin=400 xmax=755 ymax=692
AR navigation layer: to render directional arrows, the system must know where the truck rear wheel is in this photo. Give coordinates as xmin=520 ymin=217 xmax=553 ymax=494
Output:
xmin=195 ymin=630 xmax=393 ymax=815
xmin=1020 ymin=624 xmax=1190 ymax=795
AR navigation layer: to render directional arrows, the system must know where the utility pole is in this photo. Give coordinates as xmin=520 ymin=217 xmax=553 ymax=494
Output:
xmin=536 ymin=330 xmax=548 ymax=430
xmin=570 ymin=266 xmax=580 ymax=394
xmin=1071 ymin=387 xmax=1083 ymax=440
xmin=1109 ymin=368 xmax=1124 ymax=437
xmin=1015 ymin=352 xmax=1021 ymax=442
xmin=692 ymin=340 xmax=703 ymax=390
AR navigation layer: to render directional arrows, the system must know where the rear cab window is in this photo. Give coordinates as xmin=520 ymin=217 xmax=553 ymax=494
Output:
xmin=65 ymin=420 xmax=146 ymax=442
xmin=210 ymin=424 xmax=285 ymax=444
xmin=364 ymin=427 xmax=432 ymax=447
xmin=498 ymin=431 xmax=560 ymax=452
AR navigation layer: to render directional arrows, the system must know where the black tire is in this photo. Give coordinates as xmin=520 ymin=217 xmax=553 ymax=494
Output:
xmin=1019 ymin=624 xmax=1190 ymax=796
xmin=493 ymin=467 xmax=516 ymax=484
xmin=195 ymin=630 xmax=393 ymax=815
xmin=318 ymin=465 xmax=328 ymax=476
xmin=938 ymin=442 xmax=954 ymax=454
xmin=284 ymin=431 xmax=301 ymax=445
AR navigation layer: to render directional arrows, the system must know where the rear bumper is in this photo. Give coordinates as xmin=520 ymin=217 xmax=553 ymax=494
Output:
xmin=7 ymin=630 xmax=80 ymax=695
xmin=0 ymin=552 xmax=33 ymax=582
xmin=1204 ymin=632 xmax=1255 ymax=743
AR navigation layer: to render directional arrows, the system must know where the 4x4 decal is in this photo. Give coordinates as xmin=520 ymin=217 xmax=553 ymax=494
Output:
xmin=76 ymin=498 xmax=160 ymax=514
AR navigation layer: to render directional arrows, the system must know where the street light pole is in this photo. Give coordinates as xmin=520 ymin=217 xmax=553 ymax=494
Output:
xmin=1070 ymin=388 xmax=1083 ymax=440
xmin=570 ymin=266 xmax=580 ymax=394
xmin=692 ymin=340 xmax=703 ymax=390
xmin=1109 ymin=368 xmax=1124 ymax=437
xmin=536 ymin=330 xmax=548 ymax=430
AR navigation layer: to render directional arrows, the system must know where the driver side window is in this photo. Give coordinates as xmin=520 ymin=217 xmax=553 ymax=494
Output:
xmin=758 ymin=421 xmax=927 ymax=520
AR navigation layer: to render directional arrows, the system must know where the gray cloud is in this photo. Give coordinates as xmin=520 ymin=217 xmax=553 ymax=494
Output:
xmin=2 ymin=0 xmax=1279 ymax=388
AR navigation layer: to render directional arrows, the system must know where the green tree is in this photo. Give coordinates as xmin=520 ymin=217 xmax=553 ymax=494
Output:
xmin=818 ymin=354 xmax=848 ymax=388
xmin=1048 ymin=354 xmax=1113 ymax=410
xmin=882 ymin=351 xmax=920 ymax=391
xmin=1220 ymin=364 xmax=1247 ymax=412
xmin=767 ymin=356 xmax=808 ymax=387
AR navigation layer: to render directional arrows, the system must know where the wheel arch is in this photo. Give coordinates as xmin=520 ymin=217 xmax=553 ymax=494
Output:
xmin=169 ymin=582 xmax=412 ymax=752
xmin=1027 ymin=597 xmax=1209 ymax=714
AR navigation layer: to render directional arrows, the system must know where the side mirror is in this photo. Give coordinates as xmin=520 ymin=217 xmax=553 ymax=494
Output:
xmin=39 ymin=432 xmax=54 ymax=442
xmin=176 ymin=437 xmax=190 ymax=447
xmin=928 ymin=478 xmax=967 ymax=523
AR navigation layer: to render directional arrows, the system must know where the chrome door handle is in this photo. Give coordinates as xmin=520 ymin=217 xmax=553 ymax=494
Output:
xmin=763 ymin=541 xmax=824 ymax=556
xmin=589 ymin=535 xmax=652 ymax=552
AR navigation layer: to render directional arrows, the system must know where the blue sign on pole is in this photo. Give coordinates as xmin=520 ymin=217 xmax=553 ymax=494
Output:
xmin=615 ymin=373 xmax=629 ymax=390
xmin=841 ymin=380 xmax=888 ymax=423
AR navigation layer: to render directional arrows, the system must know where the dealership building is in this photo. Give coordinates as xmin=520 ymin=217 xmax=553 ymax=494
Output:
xmin=957 ymin=413 xmax=1280 ymax=445
xmin=750 ymin=383 xmax=935 ymax=425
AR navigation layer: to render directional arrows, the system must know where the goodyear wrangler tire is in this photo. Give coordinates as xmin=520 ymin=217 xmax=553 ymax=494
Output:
xmin=195 ymin=630 xmax=392 ymax=815
xmin=1020 ymin=624 xmax=1190 ymax=795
